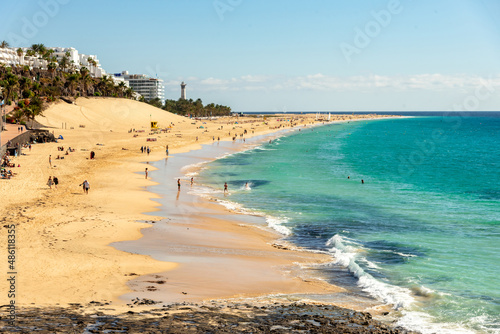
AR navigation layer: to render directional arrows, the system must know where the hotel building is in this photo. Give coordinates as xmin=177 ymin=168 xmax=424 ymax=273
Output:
xmin=114 ymin=71 xmax=164 ymax=102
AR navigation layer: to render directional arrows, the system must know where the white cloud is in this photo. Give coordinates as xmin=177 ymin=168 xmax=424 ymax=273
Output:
xmin=163 ymin=73 xmax=500 ymax=94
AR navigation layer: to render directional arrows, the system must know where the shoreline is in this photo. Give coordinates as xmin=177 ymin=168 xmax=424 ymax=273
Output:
xmin=113 ymin=116 xmax=408 ymax=317
xmin=0 ymin=98 xmax=407 ymax=330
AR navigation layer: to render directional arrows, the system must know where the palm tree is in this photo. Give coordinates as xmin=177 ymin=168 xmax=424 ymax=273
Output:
xmin=80 ymin=66 xmax=89 ymax=77
xmin=117 ymin=81 xmax=127 ymax=97
xmin=82 ymin=75 xmax=94 ymax=96
xmin=59 ymin=56 xmax=69 ymax=73
xmin=22 ymin=96 xmax=44 ymax=128
xmin=12 ymin=108 xmax=25 ymax=124
xmin=0 ymin=41 xmax=9 ymax=48
xmin=125 ymin=87 xmax=134 ymax=99
xmin=16 ymin=48 xmax=24 ymax=66
xmin=0 ymin=71 xmax=19 ymax=104
xmin=30 ymin=43 xmax=46 ymax=58
xmin=48 ymin=62 xmax=57 ymax=78
xmin=86 ymin=56 xmax=96 ymax=76
xmin=79 ymin=67 xmax=91 ymax=96
xmin=18 ymin=76 xmax=31 ymax=97
xmin=97 ymin=75 xmax=111 ymax=96
xmin=31 ymin=81 xmax=42 ymax=96
xmin=66 ymin=73 xmax=80 ymax=95
xmin=42 ymin=48 xmax=53 ymax=61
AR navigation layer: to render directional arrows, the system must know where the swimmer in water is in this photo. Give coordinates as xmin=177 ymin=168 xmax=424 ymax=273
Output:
xmin=245 ymin=182 xmax=250 ymax=190
xmin=361 ymin=179 xmax=364 ymax=184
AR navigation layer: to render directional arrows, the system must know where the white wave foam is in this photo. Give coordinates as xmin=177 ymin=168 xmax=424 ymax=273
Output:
xmin=266 ymin=216 xmax=292 ymax=236
xmin=397 ymin=310 xmax=476 ymax=334
xmin=255 ymin=146 xmax=277 ymax=151
xmin=180 ymin=160 xmax=209 ymax=173
xmin=186 ymin=180 xmax=292 ymax=237
xmin=187 ymin=185 xmax=225 ymax=198
xmin=218 ymin=199 xmax=245 ymax=212
xmin=411 ymin=285 xmax=436 ymax=298
xmin=364 ymin=259 xmax=382 ymax=270
xmin=394 ymin=251 xmax=417 ymax=258
xmin=326 ymin=234 xmax=414 ymax=310
xmin=325 ymin=234 xmax=482 ymax=333
xmin=184 ymin=170 xmax=201 ymax=178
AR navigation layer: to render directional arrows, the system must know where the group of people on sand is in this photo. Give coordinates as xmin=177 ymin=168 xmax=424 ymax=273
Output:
xmin=47 ymin=176 xmax=59 ymax=189
xmin=1 ymin=154 xmax=18 ymax=168
xmin=46 ymin=147 xmax=91 ymax=194
xmin=1 ymin=153 xmax=20 ymax=179
xmin=1 ymin=168 xmax=15 ymax=179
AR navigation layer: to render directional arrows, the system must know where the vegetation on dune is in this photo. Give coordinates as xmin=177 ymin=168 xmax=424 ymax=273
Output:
xmin=0 ymin=43 xmax=135 ymax=125
xmin=148 ymin=97 xmax=232 ymax=117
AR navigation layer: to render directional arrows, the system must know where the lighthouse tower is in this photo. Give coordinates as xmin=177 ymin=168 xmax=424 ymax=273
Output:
xmin=180 ymin=82 xmax=187 ymax=100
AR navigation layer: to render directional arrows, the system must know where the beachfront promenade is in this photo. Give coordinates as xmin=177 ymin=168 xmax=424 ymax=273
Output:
xmin=2 ymin=123 xmax=26 ymax=142
xmin=0 ymin=123 xmax=28 ymax=156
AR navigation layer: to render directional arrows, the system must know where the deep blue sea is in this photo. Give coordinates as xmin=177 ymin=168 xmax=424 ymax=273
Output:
xmin=195 ymin=115 xmax=500 ymax=333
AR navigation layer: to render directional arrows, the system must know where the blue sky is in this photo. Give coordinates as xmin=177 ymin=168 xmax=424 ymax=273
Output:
xmin=2 ymin=0 xmax=500 ymax=111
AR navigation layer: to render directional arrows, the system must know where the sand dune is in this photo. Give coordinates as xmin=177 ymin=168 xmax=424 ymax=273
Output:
xmin=40 ymin=98 xmax=186 ymax=132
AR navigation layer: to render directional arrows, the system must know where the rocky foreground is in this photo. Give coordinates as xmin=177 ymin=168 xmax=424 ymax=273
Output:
xmin=0 ymin=301 xmax=418 ymax=333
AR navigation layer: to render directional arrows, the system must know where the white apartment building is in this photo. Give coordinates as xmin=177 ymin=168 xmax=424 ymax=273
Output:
xmin=0 ymin=46 xmax=106 ymax=78
xmin=114 ymin=71 xmax=164 ymax=102
xmin=0 ymin=47 xmax=45 ymax=68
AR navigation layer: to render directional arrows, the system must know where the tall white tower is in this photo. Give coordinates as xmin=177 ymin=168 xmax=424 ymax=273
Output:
xmin=180 ymin=82 xmax=187 ymax=100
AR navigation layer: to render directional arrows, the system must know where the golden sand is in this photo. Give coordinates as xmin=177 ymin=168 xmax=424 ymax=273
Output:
xmin=0 ymin=97 xmax=393 ymax=311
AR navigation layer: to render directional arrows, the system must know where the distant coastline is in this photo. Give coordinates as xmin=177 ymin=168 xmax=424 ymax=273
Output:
xmin=239 ymin=111 xmax=500 ymax=117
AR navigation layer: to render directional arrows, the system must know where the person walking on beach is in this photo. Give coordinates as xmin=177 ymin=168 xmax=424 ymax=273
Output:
xmin=47 ymin=176 xmax=53 ymax=189
xmin=141 ymin=146 xmax=144 ymax=153
xmin=224 ymin=182 xmax=228 ymax=194
xmin=80 ymin=180 xmax=90 ymax=194
xmin=177 ymin=178 xmax=181 ymax=191
xmin=49 ymin=155 xmax=52 ymax=168
xmin=191 ymin=177 xmax=194 ymax=186
xmin=147 ymin=146 xmax=150 ymax=155
xmin=53 ymin=176 xmax=59 ymax=189
xmin=166 ymin=145 xmax=169 ymax=156
xmin=145 ymin=168 xmax=148 ymax=179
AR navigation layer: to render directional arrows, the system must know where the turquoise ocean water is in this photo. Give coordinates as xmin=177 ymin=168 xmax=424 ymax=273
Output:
xmin=195 ymin=115 xmax=499 ymax=333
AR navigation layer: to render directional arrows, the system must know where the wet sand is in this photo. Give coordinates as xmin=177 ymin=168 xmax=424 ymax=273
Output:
xmin=113 ymin=131 xmax=389 ymax=315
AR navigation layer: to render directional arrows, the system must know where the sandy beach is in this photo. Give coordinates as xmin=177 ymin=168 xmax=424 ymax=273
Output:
xmin=0 ymin=97 xmax=401 ymax=326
